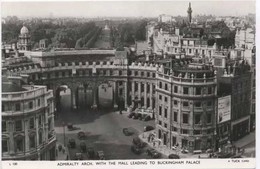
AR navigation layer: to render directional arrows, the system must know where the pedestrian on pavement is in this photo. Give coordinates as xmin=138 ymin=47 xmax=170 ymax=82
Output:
xmin=153 ymin=141 xmax=155 ymax=147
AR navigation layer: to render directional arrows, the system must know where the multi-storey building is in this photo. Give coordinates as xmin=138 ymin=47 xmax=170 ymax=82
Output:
xmin=2 ymin=73 xmax=56 ymax=160
xmin=235 ymin=27 xmax=255 ymax=50
xmin=156 ymin=57 xmax=217 ymax=152
xmin=218 ymin=60 xmax=251 ymax=141
xmin=18 ymin=24 xmax=31 ymax=51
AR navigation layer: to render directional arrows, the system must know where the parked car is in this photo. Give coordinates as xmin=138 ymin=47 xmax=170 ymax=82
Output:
xmin=168 ymin=154 xmax=180 ymax=159
xmin=122 ymin=128 xmax=134 ymax=136
xmin=74 ymin=153 xmax=83 ymax=160
xmin=77 ymin=131 xmax=87 ymax=140
xmin=132 ymin=113 xmax=139 ymax=119
xmin=79 ymin=141 xmax=87 ymax=152
xmin=128 ymin=113 xmax=135 ymax=118
xmin=67 ymin=123 xmax=74 ymax=131
xmin=144 ymin=125 xmax=154 ymax=132
xmin=143 ymin=115 xmax=151 ymax=121
xmin=68 ymin=138 xmax=76 ymax=148
xmin=86 ymin=147 xmax=96 ymax=159
xmin=131 ymin=145 xmax=142 ymax=155
xmin=132 ymin=137 xmax=146 ymax=148
xmin=97 ymin=151 xmax=105 ymax=160
xmin=146 ymin=148 xmax=161 ymax=158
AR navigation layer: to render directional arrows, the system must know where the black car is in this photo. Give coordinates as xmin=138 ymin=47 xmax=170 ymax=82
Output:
xmin=146 ymin=148 xmax=161 ymax=158
xmin=132 ymin=113 xmax=139 ymax=119
xmin=74 ymin=153 xmax=83 ymax=160
xmin=77 ymin=131 xmax=87 ymax=140
xmin=144 ymin=125 xmax=154 ymax=132
xmin=143 ymin=115 xmax=151 ymax=121
xmin=168 ymin=154 xmax=180 ymax=159
xmin=123 ymin=128 xmax=134 ymax=136
xmin=86 ymin=147 xmax=96 ymax=159
xmin=131 ymin=145 xmax=142 ymax=155
xmin=67 ymin=123 xmax=74 ymax=131
xmin=79 ymin=141 xmax=87 ymax=152
xmin=68 ymin=138 xmax=76 ymax=148
xmin=128 ymin=113 xmax=135 ymax=118
xmin=132 ymin=137 xmax=146 ymax=148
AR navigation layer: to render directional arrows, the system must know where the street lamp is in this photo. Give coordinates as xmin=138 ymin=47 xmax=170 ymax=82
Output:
xmin=62 ymin=122 xmax=66 ymax=147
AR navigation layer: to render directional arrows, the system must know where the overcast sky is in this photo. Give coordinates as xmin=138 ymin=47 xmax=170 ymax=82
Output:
xmin=1 ymin=1 xmax=256 ymax=18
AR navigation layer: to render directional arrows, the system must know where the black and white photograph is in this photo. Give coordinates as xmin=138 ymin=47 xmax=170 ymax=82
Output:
xmin=1 ymin=0 xmax=257 ymax=168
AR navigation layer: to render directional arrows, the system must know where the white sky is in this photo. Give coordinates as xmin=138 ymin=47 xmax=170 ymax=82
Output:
xmin=1 ymin=1 xmax=256 ymax=18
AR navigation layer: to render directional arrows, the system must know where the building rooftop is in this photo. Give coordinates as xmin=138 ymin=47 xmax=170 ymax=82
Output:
xmin=2 ymin=77 xmax=27 ymax=92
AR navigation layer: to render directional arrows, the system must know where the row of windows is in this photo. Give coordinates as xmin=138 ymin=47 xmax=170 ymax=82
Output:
xmin=158 ymin=83 xmax=214 ymax=95
xmin=2 ymin=132 xmax=43 ymax=153
xmin=44 ymin=69 xmax=156 ymax=79
xmin=158 ymin=99 xmax=213 ymax=107
xmin=158 ymin=107 xmax=212 ymax=124
xmin=129 ymin=71 xmax=156 ymax=78
xmin=133 ymin=83 xmax=155 ymax=93
xmin=2 ymin=99 xmax=41 ymax=112
xmin=158 ymin=121 xmax=213 ymax=135
xmin=2 ymin=115 xmax=45 ymax=132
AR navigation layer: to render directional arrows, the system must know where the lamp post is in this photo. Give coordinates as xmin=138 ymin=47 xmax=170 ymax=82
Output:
xmin=62 ymin=122 xmax=66 ymax=147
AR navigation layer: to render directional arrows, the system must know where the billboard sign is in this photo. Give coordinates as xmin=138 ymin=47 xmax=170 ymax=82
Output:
xmin=217 ymin=95 xmax=231 ymax=124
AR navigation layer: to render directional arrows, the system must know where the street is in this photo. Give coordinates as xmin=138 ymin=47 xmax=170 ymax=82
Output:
xmin=54 ymin=94 xmax=161 ymax=160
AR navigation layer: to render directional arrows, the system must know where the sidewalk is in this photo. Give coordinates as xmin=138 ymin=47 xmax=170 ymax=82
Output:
xmin=56 ymin=142 xmax=70 ymax=160
xmin=233 ymin=132 xmax=255 ymax=148
xmin=138 ymin=131 xmax=204 ymax=159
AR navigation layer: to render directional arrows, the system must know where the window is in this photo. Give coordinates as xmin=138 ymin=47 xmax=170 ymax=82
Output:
xmin=164 ymin=108 xmax=168 ymax=118
xmin=38 ymin=115 xmax=42 ymax=126
xmin=158 ymin=120 xmax=162 ymax=125
xmin=194 ymin=114 xmax=201 ymax=124
xmin=29 ymin=136 xmax=36 ymax=149
xmin=207 ymin=101 xmax=212 ymax=107
xmin=29 ymin=118 xmax=34 ymax=129
xmin=153 ymin=73 xmax=156 ymax=78
xmin=174 ymin=86 xmax=178 ymax=93
xmin=135 ymin=71 xmax=138 ymax=76
xmin=174 ymin=112 xmax=178 ymax=122
xmin=147 ymin=84 xmax=150 ymax=92
xmin=119 ymin=70 xmax=122 ymax=76
xmin=164 ymin=123 xmax=167 ymax=128
xmin=141 ymin=83 xmax=144 ymax=92
xmin=48 ymin=118 xmax=52 ymax=131
xmin=174 ymin=100 xmax=178 ymax=106
xmin=15 ymin=120 xmax=22 ymax=131
xmin=37 ymin=99 xmax=40 ymax=107
xmin=195 ymin=87 xmax=201 ymax=95
xmin=29 ymin=102 xmax=33 ymax=109
xmin=183 ymin=87 xmax=189 ymax=94
xmin=2 ymin=140 xmax=8 ymax=153
xmin=2 ymin=104 xmax=5 ymax=112
xmin=165 ymin=84 xmax=168 ymax=90
xmin=173 ymin=127 xmax=177 ymax=132
xmin=207 ymin=113 xmax=212 ymax=123
xmin=189 ymin=49 xmax=192 ymax=53
xmin=159 ymin=82 xmax=162 ymax=88
xmin=164 ymin=97 xmax=168 ymax=102
xmin=194 ymin=130 xmax=201 ymax=135
xmin=2 ymin=121 xmax=7 ymax=132
xmin=183 ymin=114 xmax=188 ymax=124
xmin=135 ymin=82 xmax=138 ymax=92
xmin=159 ymin=95 xmax=162 ymax=100
xmin=147 ymin=72 xmax=150 ymax=77
xmin=159 ymin=106 xmax=162 ymax=116
xmin=141 ymin=72 xmax=144 ymax=76
xmin=183 ymin=101 xmax=189 ymax=107
xmin=208 ymin=87 xmax=212 ymax=94
xmin=15 ymin=139 xmax=23 ymax=152
xmin=15 ymin=103 xmax=21 ymax=111
xmin=195 ymin=102 xmax=202 ymax=108
xmin=39 ymin=132 xmax=42 ymax=144
xmin=182 ymin=129 xmax=188 ymax=134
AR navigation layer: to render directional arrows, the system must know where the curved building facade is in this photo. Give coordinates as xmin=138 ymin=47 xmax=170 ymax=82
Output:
xmin=2 ymin=76 xmax=56 ymax=160
xmin=155 ymin=58 xmax=217 ymax=152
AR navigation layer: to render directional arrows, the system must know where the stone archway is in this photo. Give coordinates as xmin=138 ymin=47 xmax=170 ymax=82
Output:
xmin=98 ymin=81 xmax=113 ymax=109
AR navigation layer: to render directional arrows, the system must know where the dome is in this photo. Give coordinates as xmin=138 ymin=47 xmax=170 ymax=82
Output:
xmin=20 ymin=26 xmax=29 ymax=35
